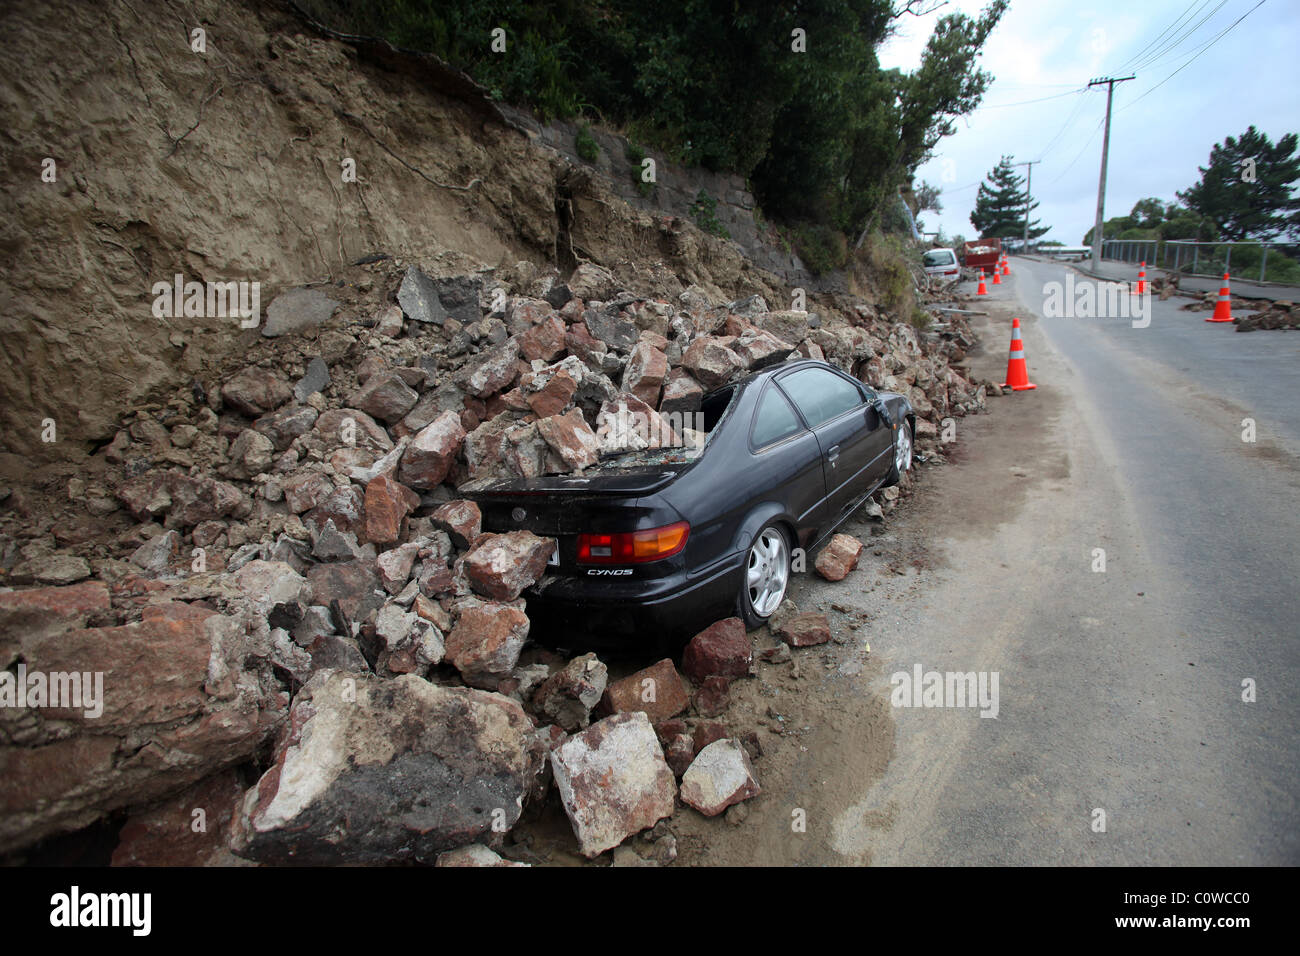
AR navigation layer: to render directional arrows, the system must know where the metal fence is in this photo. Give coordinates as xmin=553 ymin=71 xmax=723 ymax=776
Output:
xmin=1100 ymin=238 xmax=1300 ymax=283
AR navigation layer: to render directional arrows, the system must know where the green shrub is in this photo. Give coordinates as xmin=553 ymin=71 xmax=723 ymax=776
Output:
xmin=690 ymin=190 xmax=729 ymax=239
xmin=791 ymin=223 xmax=848 ymax=275
xmin=575 ymin=124 xmax=600 ymax=163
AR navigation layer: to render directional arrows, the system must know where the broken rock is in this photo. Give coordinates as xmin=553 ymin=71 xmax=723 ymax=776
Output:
xmin=680 ymin=738 xmax=761 ymax=817
xmin=231 ymin=672 xmax=538 ymax=864
xmin=461 ymin=531 xmax=555 ymax=601
xmin=550 ymin=711 xmax=676 ymax=858
xmin=815 ymin=533 xmax=864 ymax=582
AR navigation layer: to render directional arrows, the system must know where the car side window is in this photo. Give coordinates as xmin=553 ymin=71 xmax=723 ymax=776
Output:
xmin=778 ymin=368 xmax=864 ymax=428
xmin=751 ymin=385 xmax=803 ymax=448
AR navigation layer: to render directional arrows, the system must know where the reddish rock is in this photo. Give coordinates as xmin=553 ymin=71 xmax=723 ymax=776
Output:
xmin=305 ymin=561 xmax=384 ymax=620
xmin=564 ymin=322 xmax=608 ymax=365
xmin=350 ymin=372 xmax=420 ymax=424
xmin=680 ymin=738 xmax=761 ymax=817
xmin=461 ymin=531 xmax=555 ymax=601
xmin=814 ymin=533 xmax=864 ymax=581
xmin=653 ymin=718 xmax=689 ymax=743
xmin=681 ymin=336 xmax=745 ymax=390
xmin=693 ymin=675 xmax=730 ymax=717
xmin=536 ymin=408 xmax=600 ymax=471
xmin=526 ymin=367 xmax=579 ymax=418
xmin=282 ymin=471 xmax=334 ymax=515
xmin=221 ymin=367 xmax=291 ymax=417
xmin=621 ymin=341 xmax=668 ymax=407
xmin=732 ymin=327 xmax=795 ymax=370
xmin=691 ymin=720 xmax=729 ymax=753
xmin=659 ymin=369 xmax=703 ymax=415
xmin=595 ymin=393 xmax=679 ymax=454
xmin=681 ymin=617 xmax=752 ymax=682
xmin=429 ymin=499 xmax=481 ymax=550
xmin=313 ymin=409 xmax=394 ymax=454
xmin=305 ymin=484 xmax=366 ymax=536
xmin=519 ymin=315 xmax=568 ymax=362
xmin=777 ymin=611 xmax=832 ymax=647
xmin=164 ymin=472 xmax=247 ymax=529
xmin=398 ymin=411 xmax=465 ymax=490
xmin=111 ymin=769 xmax=247 ymax=866
xmin=363 ymin=475 xmax=419 ymax=545
xmin=444 ymin=602 xmax=531 ymax=689
xmin=532 ymin=653 xmax=608 ymax=731
xmin=664 ymin=733 xmax=695 ymax=778
xmin=0 ymin=603 xmax=284 ymax=853
xmin=549 ymin=712 xmax=676 ymax=858
xmin=252 ymin=405 xmax=318 ymax=451
xmin=600 ymin=658 xmax=689 ymax=724
xmin=465 ymin=339 xmax=521 ymax=398
xmin=0 ymin=580 xmax=111 ymax=644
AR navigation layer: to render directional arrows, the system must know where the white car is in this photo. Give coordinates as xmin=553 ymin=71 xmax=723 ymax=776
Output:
xmin=923 ymin=247 xmax=960 ymax=279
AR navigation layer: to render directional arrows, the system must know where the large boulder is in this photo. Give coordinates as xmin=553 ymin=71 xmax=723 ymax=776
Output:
xmin=398 ymin=411 xmax=466 ymax=490
xmin=600 ymin=659 xmax=689 ymax=724
xmin=230 ymin=672 xmax=540 ymax=864
xmin=681 ymin=617 xmax=752 ymax=683
xmin=0 ymin=603 xmax=284 ymax=854
xmin=444 ymin=602 xmax=531 ymax=690
xmin=461 ymin=531 xmax=555 ymax=601
xmin=550 ymin=712 xmax=676 ymax=858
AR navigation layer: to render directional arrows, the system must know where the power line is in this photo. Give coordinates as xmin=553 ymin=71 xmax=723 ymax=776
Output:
xmin=1122 ymin=0 xmax=1267 ymax=111
xmin=1035 ymin=90 xmax=1090 ymax=161
xmin=1130 ymin=0 xmax=1231 ymax=71
xmin=1048 ymin=114 xmax=1107 ymax=185
xmin=1116 ymin=0 xmax=1212 ymax=72
xmin=974 ymin=88 xmax=1085 ymax=110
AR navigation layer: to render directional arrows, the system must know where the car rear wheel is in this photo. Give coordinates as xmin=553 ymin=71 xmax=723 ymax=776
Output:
xmin=738 ymin=523 xmax=790 ymax=628
xmin=884 ymin=419 xmax=913 ymax=486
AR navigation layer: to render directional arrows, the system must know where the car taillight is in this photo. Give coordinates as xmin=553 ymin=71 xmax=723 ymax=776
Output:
xmin=576 ymin=521 xmax=690 ymax=564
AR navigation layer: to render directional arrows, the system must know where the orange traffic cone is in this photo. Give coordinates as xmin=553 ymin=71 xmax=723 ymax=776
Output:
xmin=1207 ymin=273 xmax=1233 ymax=322
xmin=1132 ymin=261 xmax=1146 ymax=296
xmin=977 ymin=270 xmax=988 ymax=296
xmin=1001 ymin=258 xmax=1010 ymax=276
xmin=1002 ymin=318 xmax=1036 ymax=391
xmin=992 ymin=267 xmax=1001 ymax=285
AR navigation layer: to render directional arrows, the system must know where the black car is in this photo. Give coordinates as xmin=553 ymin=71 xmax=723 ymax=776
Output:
xmin=466 ymin=359 xmax=914 ymax=649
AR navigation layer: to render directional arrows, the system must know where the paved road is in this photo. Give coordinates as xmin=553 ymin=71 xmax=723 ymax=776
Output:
xmin=1033 ymin=254 xmax=1300 ymax=303
xmin=807 ymin=257 xmax=1300 ymax=865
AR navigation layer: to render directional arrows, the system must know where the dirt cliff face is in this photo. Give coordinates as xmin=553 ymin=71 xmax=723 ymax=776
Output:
xmin=0 ymin=0 xmax=567 ymax=463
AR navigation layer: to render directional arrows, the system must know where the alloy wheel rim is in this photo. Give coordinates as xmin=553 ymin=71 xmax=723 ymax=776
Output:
xmin=896 ymin=426 xmax=912 ymax=473
xmin=747 ymin=528 xmax=789 ymax=617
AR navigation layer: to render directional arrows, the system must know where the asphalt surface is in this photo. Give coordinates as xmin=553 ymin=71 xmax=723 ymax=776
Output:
xmin=809 ymin=256 xmax=1300 ymax=865
xmin=1064 ymin=256 xmax=1300 ymax=303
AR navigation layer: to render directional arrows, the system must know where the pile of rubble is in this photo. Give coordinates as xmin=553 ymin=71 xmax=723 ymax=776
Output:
xmin=0 ymin=252 xmax=983 ymax=864
xmin=1234 ymin=300 xmax=1299 ymax=332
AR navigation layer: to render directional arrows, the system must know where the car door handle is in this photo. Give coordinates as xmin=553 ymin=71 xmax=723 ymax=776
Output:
xmin=827 ymin=444 xmax=840 ymax=465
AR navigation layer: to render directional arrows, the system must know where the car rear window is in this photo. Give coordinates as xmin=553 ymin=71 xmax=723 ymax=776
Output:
xmin=778 ymin=367 xmax=864 ymax=428
xmin=924 ymin=250 xmax=956 ymax=266
xmin=751 ymin=385 xmax=803 ymax=448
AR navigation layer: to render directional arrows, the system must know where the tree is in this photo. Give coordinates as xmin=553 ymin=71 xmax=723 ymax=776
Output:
xmin=1177 ymin=126 xmax=1300 ymax=241
xmin=970 ymin=156 xmax=1049 ymax=239
xmin=913 ymin=180 xmax=943 ymax=214
xmin=1081 ymin=197 xmax=1215 ymax=245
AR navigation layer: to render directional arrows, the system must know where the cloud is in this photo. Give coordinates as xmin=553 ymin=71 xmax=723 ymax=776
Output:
xmin=883 ymin=0 xmax=1299 ymax=244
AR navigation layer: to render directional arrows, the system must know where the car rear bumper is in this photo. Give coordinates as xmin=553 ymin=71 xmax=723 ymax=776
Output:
xmin=521 ymin=552 xmax=745 ymax=648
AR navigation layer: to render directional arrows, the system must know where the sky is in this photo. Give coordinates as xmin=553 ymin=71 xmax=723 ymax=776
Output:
xmin=877 ymin=0 xmax=1300 ymax=245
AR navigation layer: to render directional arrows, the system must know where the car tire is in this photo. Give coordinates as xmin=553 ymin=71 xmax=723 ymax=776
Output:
xmin=884 ymin=418 xmax=913 ymax=487
xmin=737 ymin=522 xmax=791 ymax=629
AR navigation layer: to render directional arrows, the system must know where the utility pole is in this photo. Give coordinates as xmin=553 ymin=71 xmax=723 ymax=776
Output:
xmin=1013 ymin=159 xmax=1041 ymax=254
xmin=1087 ymin=75 xmax=1134 ymax=273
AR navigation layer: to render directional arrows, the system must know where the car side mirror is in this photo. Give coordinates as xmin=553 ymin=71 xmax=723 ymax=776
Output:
xmin=872 ymin=397 xmax=892 ymax=426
